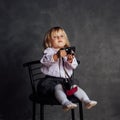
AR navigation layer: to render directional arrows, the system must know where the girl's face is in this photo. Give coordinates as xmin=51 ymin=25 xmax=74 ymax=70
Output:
xmin=50 ymin=30 xmax=67 ymax=49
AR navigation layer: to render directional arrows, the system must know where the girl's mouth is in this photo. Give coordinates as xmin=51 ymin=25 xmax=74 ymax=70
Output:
xmin=58 ymin=40 xmax=63 ymax=43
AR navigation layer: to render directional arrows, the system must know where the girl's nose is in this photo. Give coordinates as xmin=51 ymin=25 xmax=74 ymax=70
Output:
xmin=57 ymin=36 xmax=60 ymax=39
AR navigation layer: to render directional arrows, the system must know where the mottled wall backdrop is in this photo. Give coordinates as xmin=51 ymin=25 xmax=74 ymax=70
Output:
xmin=0 ymin=0 xmax=120 ymax=120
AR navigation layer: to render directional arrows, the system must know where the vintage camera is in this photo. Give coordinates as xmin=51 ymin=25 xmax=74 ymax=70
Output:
xmin=61 ymin=46 xmax=75 ymax=55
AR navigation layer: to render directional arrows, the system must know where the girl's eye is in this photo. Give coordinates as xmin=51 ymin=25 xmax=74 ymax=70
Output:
xmin=53 ymin=36 xmax=57 ymax=39
xmin=61 ymin=35 xmax=64 ymax=37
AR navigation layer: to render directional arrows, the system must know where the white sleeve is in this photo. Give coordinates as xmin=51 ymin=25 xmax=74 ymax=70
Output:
xmin=63 ymin=56 xmax=78 ymax=69
xmin=40 ymin=48 xmax=56 ymax=66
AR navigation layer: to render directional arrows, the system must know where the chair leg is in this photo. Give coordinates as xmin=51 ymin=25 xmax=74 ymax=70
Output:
xmin=79 ymin=102 xmax=83 ymax=120
xmin=71 ymin=109 xmax=75 ymax=120
xmin=40 ymin=104 xmax=44 ymax=120
xmin=32 ymin=102 xmax=36 ymax=120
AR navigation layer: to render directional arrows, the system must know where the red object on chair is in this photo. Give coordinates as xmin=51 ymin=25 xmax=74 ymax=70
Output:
xmin=66 ymin=86 xmax=78 ymax=96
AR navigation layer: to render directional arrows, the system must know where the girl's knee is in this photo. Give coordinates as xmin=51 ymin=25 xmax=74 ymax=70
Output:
xmin=55 ymin=84 xmax=63 ymax=89
xmin=72 ymin=84 xmax=78 ymax=87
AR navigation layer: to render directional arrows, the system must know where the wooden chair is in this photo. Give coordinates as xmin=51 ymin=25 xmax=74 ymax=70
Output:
xmin=23 ymin=60 xmax=83 ymax=120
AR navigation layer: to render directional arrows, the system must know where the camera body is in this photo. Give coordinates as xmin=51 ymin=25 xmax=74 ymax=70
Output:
xmin=61 ymin=46 xmax=75 ymax=55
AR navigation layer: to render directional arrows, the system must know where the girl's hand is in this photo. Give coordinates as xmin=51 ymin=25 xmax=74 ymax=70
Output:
xmin=67 ymin=54 xmax=74 ymax=63
xmin=53 ymin=50 xmax=67 ymax=61
xmin=60 ymin=50 xmax=67 ymax=57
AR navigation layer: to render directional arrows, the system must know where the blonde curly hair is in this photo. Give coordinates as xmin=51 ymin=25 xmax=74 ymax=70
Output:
xmin=43 ymin=26 xmax=70 ymax=49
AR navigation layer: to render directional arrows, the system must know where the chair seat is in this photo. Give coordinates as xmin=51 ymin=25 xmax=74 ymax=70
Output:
xmin=29 ymin=93 xmax=80 ymax=105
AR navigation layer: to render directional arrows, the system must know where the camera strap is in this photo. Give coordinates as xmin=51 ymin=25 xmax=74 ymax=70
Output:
xmin=61 ymin=58 xmax=78 ymax=96
xmin=58 ymin=57 xmax=69 ymax=79
xmin=62 ymin=58 xmax=71 ymax=79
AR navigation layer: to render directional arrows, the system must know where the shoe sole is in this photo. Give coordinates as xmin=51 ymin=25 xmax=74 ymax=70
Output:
xmin=85 ymin=102 xmax=97 ymax=109
xmin=63 ymin=104 xmax=77 ymax=112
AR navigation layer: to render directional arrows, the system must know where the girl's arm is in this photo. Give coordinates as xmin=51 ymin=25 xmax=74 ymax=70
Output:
xmin=40 ymin=48 xmax=57 ymax=66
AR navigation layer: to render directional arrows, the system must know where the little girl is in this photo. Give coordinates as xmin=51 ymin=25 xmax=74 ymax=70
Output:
xmin=37 ymin=26 xmax=97 ymax=111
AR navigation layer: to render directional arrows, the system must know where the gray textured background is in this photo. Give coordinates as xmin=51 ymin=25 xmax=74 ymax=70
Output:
xmin=0 ymin=0 xmax=120 ymax=120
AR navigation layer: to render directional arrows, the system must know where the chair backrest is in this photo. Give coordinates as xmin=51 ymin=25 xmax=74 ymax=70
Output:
xmin=23 ymin=59 xmax=80 ymax=94
xmin=23 ymin=60 xmax=45 ymax=93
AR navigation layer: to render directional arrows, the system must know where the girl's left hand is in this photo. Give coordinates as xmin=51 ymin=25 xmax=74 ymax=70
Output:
xmin=67 ymin=54 xmax=74 ymax=63
xmin=60 ymin=50 xmax=67 ymax=57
